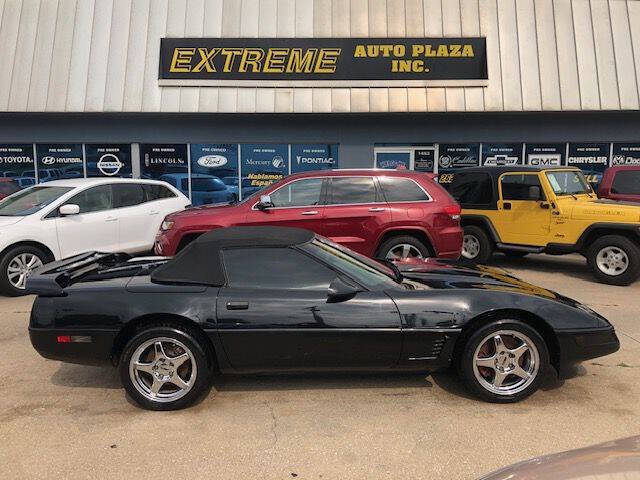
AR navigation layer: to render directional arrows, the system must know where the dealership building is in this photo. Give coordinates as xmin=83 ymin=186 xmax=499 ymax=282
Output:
xmin=1 ymin=0 xmax=640 ymax=201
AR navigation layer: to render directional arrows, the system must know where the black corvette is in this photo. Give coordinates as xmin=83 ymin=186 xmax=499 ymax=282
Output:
xmin=28 ymin=226 xmax=619 ymax=410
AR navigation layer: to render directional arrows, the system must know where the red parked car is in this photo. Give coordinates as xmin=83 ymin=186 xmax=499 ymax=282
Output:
xmin=155 ymin=169 xmax=463 ymax=260
xmin=598 ymin=165 xmax=640 ymax=202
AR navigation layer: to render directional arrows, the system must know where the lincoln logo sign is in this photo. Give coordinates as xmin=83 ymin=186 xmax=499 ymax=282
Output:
xmin=159 ymin=37 xmax=487 ymax=88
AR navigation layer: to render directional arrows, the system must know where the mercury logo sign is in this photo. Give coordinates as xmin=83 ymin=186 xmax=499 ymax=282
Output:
xmin=197 ymin=155 xmax=227 ymax=168
xmin=97 ymin=153 xmax=124 ymax=176
xmin=272 ymin=156 xmax=284 ymax=168
xmin=42 ymin=156 xmax=56 ymax=165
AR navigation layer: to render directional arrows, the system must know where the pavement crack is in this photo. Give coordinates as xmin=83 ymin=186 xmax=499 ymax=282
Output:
xmin=266 ymin=402 xmax=278 ymax=447
xmin=619 ymin=331 xmax=640 ymax=345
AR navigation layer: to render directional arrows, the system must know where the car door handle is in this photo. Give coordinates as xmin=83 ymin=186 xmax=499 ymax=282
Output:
xmin=105 ymin=217 xmax=118 ymax=222
xmin=503 ymin=202 xmax=511 ymax=210
xmin=301 ymin=210 xmax=318 ymax=215
xmin=149 ymin=210 xmax=160 ymax=215
xmin=368 ymin=207 xmax=386 ymax=212
xmin=226 ymin=301 xmax=249 ymax=310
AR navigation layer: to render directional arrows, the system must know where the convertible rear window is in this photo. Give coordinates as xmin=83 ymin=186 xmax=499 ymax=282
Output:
xmin=447 ymin=172 xmax=493 ymax=206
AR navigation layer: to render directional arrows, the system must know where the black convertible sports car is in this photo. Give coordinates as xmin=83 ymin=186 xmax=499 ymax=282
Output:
xmin=28 ymin=226 xmax=619 ymax=410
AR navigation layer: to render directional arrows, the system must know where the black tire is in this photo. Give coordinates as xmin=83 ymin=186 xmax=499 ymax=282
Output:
xmin=457 ymin=319 xmax=549 ymax=403
xmin=119 ymin=325 xmax=212 ymax=411
xmin=461 ymin=225 xmax=493 ymax=264
xmin=586 ymin=235 xmax=640 ymax=286
xmin=503 ymin=251 xmax=528 ymax=259
xmin=377 ymin=235 xmax=432 ymax=261
xmin=0 ymin=245 xmax=48 ymax=297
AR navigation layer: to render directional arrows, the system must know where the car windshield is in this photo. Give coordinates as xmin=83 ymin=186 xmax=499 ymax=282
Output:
xmin=191 ymin=178 xmax=226 ymax=192
xmin=302 ymin=238 xmax=400 ymax=290
xmin=0 ymin=185 xmax=72 ymax=216
xmin=545 ymin=171 xmax=592 ymax=196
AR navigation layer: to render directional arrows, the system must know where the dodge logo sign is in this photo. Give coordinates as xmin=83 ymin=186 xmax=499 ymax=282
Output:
xmin=98 ymin=154 xmax=124 ymax=176
xmin=197 ymin=155 xmax=227 ymax=168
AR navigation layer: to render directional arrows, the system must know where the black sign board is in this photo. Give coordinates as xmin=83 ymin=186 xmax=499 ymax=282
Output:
xmin=612 ymin=143 xmax=640 ymax=166
xmin=481 ymin=143 xmax=523 ymax=166
xmin=437 ymin=144 xmax=480 ymax=173
xmin=36 ymin=144 xmax=84 ymax=182
xmin=414 ymin=149 xmax=435 ymax=172
xmin=159 ymin=37 xmax=487 ymax=86
xmin=525 ymin=143 xmax=565 ymax=167
xmin=141 ymin=144 xmax=188 ymax=180
xmin=567 ymin=143 xmax=609 ymax=186
xmin=0 ymin=144 xmax=35 ymax=186
xmin=85 ymin=144 xmax=132 ymax=178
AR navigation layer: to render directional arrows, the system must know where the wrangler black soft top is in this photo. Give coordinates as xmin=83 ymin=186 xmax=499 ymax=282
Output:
xmin=150 ymin=226 xmax=315 ymax=286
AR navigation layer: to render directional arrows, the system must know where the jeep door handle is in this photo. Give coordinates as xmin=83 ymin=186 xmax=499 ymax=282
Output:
xmin=301 ymin=210 xmax=318 ymax=215
xmin=503 ymin=202 xmax=512 ymax=210
xmin=368 ymin=207 xmax=386 ymax=212
xmin=226 ymin=301 xmax=249 ymax=310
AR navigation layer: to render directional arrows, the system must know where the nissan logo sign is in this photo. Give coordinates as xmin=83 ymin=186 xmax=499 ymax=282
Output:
xmin=97 ymin=153 xmax=124 ymax=176
xmin=197 ymin=155 xmax=227 ymax=168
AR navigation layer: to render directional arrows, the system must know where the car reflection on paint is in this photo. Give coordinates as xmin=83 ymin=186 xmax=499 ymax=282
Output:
xmin=221 ymin=176 xmax=263 ymax=200
xmin=159 ymin=173 xmax=235 ymax=206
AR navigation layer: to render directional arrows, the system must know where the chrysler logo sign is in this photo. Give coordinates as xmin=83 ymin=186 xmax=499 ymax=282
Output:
xmin=197 ymin=155 xmax=227 ymax=168
xmin=98 ymin=153 xmax=124 ymax=176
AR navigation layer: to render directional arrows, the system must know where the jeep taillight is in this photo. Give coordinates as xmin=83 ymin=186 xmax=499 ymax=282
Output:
xmin=444 ymin=204 xmax=461 ymax=221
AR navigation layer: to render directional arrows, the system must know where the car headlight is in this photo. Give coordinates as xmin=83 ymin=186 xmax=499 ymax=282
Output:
xmin=161 ymin=220 xmax=174 ymax=231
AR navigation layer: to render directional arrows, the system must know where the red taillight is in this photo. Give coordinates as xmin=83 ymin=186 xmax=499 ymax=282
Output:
xmin=443 ymin=204 xmax=461 ymax=221
xmin=57 ymin=335 xmax=71 ymax=343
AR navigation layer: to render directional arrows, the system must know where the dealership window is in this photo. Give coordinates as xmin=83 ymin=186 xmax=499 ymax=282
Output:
xmin=374 ymin=145 xmax=436 ymax=172
xmin=611 ymin=170 xmax=640 ymax=194
xmin=222 ymin=247 xmax=336 ymax=290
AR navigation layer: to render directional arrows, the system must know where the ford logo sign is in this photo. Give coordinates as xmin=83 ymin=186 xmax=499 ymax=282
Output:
xmin=198 ymin=155 xmax=227 ymax=168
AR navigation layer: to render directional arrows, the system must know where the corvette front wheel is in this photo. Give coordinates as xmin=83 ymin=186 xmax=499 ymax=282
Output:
xmin=457 ymin=320 xmax=549 ymax=403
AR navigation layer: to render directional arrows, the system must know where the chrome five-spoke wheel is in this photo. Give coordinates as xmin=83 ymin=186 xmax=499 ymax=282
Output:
xmin=472 ymin=330 xmax=540 ymax=396
xmin=7 ymin=253 xmax=43 ymax=290
xmin=596 ymin=246 xmax=629 ymax=276
xmin=385 ymin=243 xmax=424 ymax=261
xmin=129 ymin=337 xmax=197 ymax=403
xmin=462 ymin=234 xmax=480 ymax=260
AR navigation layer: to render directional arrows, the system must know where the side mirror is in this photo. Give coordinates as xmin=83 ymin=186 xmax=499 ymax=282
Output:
xmin=528 ymin=185 xmax=541 ymax=201
xmin=257 ymin=194 xmax=273 ymax=211
xmin=327 ymin=276 xmax=362 ymax=303
xmin=59 ymin=204 xmax=80 ymax=216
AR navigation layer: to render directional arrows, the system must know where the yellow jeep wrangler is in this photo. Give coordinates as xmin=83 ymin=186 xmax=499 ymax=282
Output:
xmin=440 ymin=166 xmax=640 ymax=285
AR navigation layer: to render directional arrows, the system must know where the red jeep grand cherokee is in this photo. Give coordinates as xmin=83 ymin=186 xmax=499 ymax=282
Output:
xmin=155 ymin=169 xmax=462 ymax=260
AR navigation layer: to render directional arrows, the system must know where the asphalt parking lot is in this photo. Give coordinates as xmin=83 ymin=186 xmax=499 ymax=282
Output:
xmin=1 ymin=254 xmax=639 ymax=480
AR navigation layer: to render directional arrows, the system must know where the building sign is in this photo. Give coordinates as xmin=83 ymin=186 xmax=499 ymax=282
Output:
xmin=159 ymin=37 xmax=488 ymax=87
xmin=567 ymin=143 xmax=609 ymax=186
xmin=241 ymin=144 xmax=289 ymax=197
xmin=482 ymin=143 xmax=523 ymax=166
xmin=85 ymin=144 xmax=132 ymax=178
xmin=525 ymin=143 xmax=565 ymax=166
xmin=0 ymin=144 xmax=35 ymax=187
xmin=376 ymin=152 xmax=410 ymax=170
xmin=612 ymin=143 xmax=640 ymax=166
xmin=140 ymin=144 xmax=188 ymax=184
xmin=189 ymin=144 xmax=239 ymax=204
xmin=291 ymin=144 xmax=338 ymax=173
xmin=414 ymin=149 xmax=435 ymax=172
xmin=437 ymin=144 xmax=480 ymax=173
xmin=35 ymin=144 xmax=84 ymax=182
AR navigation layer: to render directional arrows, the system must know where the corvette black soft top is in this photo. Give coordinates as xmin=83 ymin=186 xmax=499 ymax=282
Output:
xmin=151 ymin=226 xmax=316 ymax=286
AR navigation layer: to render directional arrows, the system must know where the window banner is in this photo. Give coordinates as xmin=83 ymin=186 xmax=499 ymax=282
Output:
xmin=0 ymin=144 xmax=36 ymax=189
xmin=376 ymin=152 xmax=411 ymax=169
xmin=240 ymin=144 xmax=289 ymax=198
xmin=85 ymin=144 xmax=132 ymax=178
xmin=612 ymin=143 xmax=640 ymax=166
xmin=291 ymin=144 xmax=338 ymax=173
xmin=36 ymin=144 xmax=84 ymax=182
xmin=525 ymin=143 xmax=565 ymax=166
xmin=414 ymin=149 xmax=435 ymax=172
xmin=437 ymin=144 xmax=480 ymax=173
xmin=567 ymin=143 xmax=609 ymax=187
xmin=481 ymin=143 xmax=523 ymax=166
xmin=140 ymin=144 xmax=188 ymax=192
xmin=189 ymin=144 xmax=239 ymax=205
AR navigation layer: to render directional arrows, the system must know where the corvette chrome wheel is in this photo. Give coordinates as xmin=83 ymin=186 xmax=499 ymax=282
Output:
xmin=385 ymin=243 xmax=423 ymax=261
xmin=129 ymin=337 xmax=197 ymax=403
xmin=462 ymin=234 xmax=480 ymax=259
xmin=596 ymin=246 xmax=629 ymax=276
xmin=7 ymin=253 xmax=43 ymax=290
xmin=472 ymin=330 xmax=540 ymax=396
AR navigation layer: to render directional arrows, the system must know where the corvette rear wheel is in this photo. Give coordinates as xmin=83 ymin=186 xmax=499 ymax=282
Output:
xmin=458 ymin=320 xmax=549 ymax=403
xmin=120 ymin=326 xmax=211 ymax=410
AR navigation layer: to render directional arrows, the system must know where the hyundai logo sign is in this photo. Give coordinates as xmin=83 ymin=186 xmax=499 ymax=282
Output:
xmin=41 ymin=156 xmax=56 ymax=165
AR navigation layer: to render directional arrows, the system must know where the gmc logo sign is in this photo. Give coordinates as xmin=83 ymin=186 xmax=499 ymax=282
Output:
xmin=527 ymin=154 xmax=562 ymax=166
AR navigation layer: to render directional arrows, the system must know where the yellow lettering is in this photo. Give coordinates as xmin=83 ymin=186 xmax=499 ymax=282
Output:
xmin=396 ymin=59 xmax=413 ymax=72
xmin=437 ymin=44 xmax=449 ymax=56
xmin=462 ymin=44 xmax=474 ymax=57
xmin=393 ymin=44 xmax=405 ymax=57
xmin=238 ymin=48 xmax=265 ymax=72
xmin=367 ymin=45 xmax=380 ymax=57
xmin=315 ymin=48 xmax=341 ymax=73
xmin=286 ymin=48 xmax=318 ymax=73
xmin=192 ymin=48 xmax=220 ymax=72
xmin=379 ymin=45 xmax=393 ymax=57
xmin=425 ymin=45 xmax=436 ymax=57
xmin=412 ymin=44 xmax=424 ymax=57
xmin=263 ymin=48 xmax=288 ymax=73
xmin=450 ymin=44 xmax=461 ymax=57
xmin=354 ymin=45 xmax=367 ymax=57
xmin=221 ymin=48 xmax=243 ymax=72
xmin=169 ymin=48 xmax=195 ymax=72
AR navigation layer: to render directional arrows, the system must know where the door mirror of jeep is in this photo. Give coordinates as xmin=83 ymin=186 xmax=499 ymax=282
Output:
xmin=528 ymin=185 xmax=541 ymax=201
xmin=257 ymin=195 xmax=273 ymax=210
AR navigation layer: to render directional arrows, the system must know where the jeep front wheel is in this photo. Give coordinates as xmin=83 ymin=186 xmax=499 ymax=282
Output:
xmin=586 ymin=235 xmax=640 ymax=286
xmin=461 ymin=226 xmax=493 ymax=264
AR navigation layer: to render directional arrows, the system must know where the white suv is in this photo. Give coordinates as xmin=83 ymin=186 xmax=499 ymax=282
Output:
xmin=0 ymin=178 xmax=189 ymax=296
